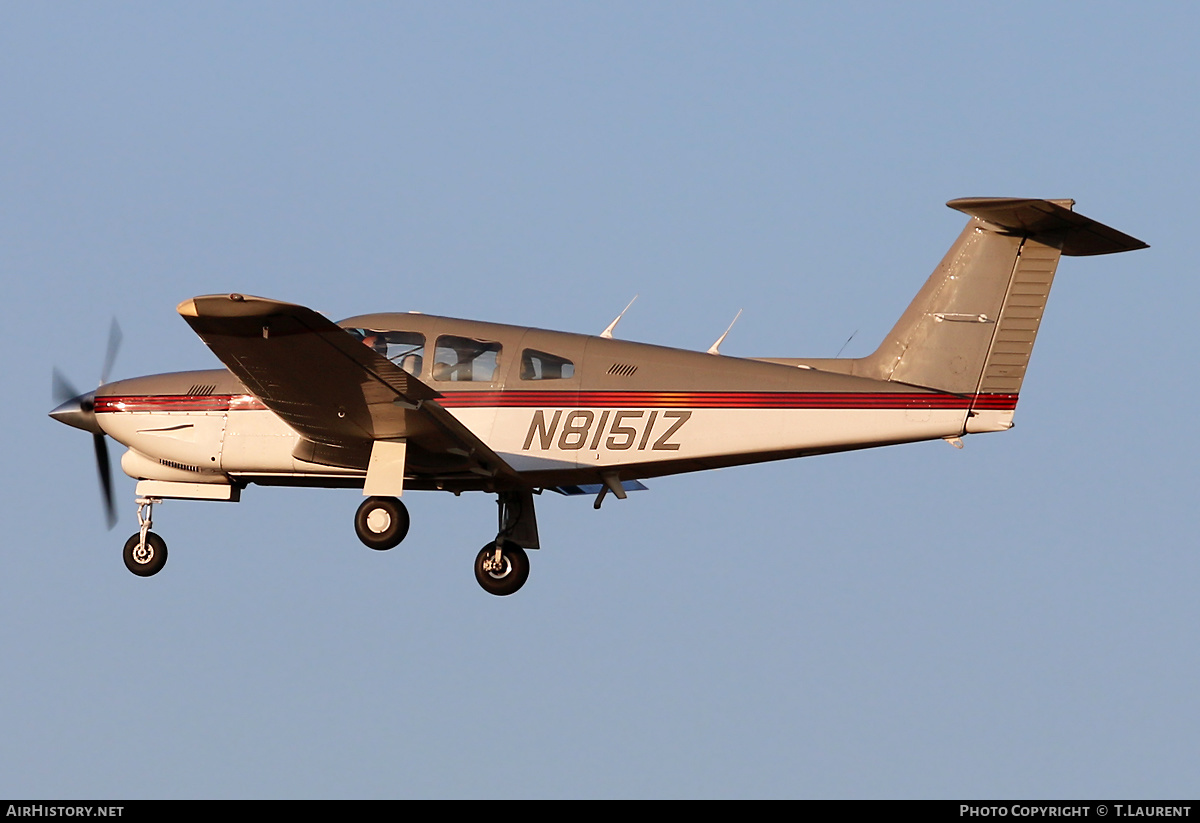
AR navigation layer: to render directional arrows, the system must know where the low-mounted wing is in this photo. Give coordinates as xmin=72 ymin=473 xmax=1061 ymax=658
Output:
xmin=179 ymin=293 xmax=518 ymax=480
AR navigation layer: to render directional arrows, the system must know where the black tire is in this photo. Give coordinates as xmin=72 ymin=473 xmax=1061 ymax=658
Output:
xmin=474 ymin=541 xmax=530 ymax=596
xmin=354 ymin=496 xmax=410 ymax=550
xmin=123 ymin=532 xmax=168 ymax=577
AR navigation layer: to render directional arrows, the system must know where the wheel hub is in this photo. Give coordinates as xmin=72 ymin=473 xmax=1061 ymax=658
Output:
xmin=366 ymin=508 xmax=392 ymax=534
xmin=132 ymin=544 xmax=154 ymax=564
xmin=484 ymin=553 xmax=512 ymax=579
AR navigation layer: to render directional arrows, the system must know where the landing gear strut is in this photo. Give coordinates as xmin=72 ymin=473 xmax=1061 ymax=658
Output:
xmin=123 ymin=496 xmax=167 ymax=577
xmin=354 ymin=496 xmax=410 ymax=550
xmin=472 ymin=489 xmax=538 ymax=596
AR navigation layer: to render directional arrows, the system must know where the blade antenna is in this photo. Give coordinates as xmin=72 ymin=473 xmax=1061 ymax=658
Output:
xmin=835 ymin=329 xmax=858 ymax=358
xmin=600 ymin=295 xmax=638 ymax=339
xmin=707 ymin=309 xmax=743 ymax=355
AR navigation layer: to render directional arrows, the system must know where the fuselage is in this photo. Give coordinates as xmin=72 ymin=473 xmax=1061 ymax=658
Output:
xmin=94 ymin=312 xmax=1008 ymax=493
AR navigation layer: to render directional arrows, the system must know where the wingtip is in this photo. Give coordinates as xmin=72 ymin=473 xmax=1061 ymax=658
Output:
xmin=177 ymin=293 xmax=302 ymax=319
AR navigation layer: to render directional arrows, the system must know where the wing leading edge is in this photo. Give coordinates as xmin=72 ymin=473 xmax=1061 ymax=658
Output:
xmin=178 ymin=293 xmax=519 ymax=481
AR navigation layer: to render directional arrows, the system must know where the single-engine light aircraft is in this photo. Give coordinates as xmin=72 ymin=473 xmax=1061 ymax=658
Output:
xmin=50 ymin=198 xmax=1146 ymax=595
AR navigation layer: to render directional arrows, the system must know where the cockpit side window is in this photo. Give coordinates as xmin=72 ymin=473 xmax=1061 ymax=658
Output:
xmin=520 ymin=349 xmax=575 ymax=380
xmin=349 ymin=329 xmax=426 ymax=376
xmin=433 ymin=335 xmax=502 ymax=382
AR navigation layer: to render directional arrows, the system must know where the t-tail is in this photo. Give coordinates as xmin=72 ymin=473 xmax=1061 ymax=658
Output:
xmin=789 ymin=198 xmax=1147 ymax=433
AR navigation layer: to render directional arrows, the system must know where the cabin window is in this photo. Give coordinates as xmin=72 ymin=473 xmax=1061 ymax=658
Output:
xmin=433 ymin=335 xmax=502 ymax=382
xmin=350 ymin=329 xmax=426 ymax=376
xmin=521 ymin=349 xmax=575 ymax=380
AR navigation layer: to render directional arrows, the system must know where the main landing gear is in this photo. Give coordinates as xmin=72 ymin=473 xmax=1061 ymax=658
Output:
xmin=354 ymin=496 xmax=410 ymax=550
xmin=472 ymin=490 xmax=537 ymax=596
xmin=474 ymin=540 xmax=529 ymax=596
xmin=123 ymin=496 xmax=167 ymax=577
xmin=351 ymin=490 xmax=539 ymax=596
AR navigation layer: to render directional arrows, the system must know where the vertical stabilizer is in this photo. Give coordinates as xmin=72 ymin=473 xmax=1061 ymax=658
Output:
xmin=864 ymin=214 xmax=1035 ymax=396
xmin=853 ymin=198 xmax=1146 ymax=432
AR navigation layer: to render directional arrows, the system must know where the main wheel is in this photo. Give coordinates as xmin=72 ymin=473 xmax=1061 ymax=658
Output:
xmin=354 ymin=496 xmax=410 ymax=550
xmin=123 ymin=532 xmax=168 ymax=577
xmin=474 ymin=541 xmax=530 ymax=596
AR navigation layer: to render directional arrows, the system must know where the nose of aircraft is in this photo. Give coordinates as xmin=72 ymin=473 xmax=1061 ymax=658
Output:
xmin=48 ymin=387 xmax=117 ymax=528
xmin=49 ymin=391 xmax=104 ymax=435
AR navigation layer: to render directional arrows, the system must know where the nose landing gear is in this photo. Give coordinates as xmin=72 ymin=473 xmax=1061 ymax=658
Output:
xmin=122 ymin=496 xmax=167 ymax=577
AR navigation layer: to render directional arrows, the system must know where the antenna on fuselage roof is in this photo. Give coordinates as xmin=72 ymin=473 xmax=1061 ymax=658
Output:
xmin=707 ymin=309 xmax=743 ymax=355
xmin=835 ymin=329 xmax=858 ymax=358
xmin=600 ymin=295 xmax=639 ymax=339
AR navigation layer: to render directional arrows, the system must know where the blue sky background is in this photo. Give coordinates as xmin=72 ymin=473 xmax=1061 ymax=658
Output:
xmin=3 ymin=2 xmax=1197 ymax=798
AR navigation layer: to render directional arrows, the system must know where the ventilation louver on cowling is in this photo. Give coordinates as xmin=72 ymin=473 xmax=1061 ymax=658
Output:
xmin=159 ymin=458 xmax=200 ymax=473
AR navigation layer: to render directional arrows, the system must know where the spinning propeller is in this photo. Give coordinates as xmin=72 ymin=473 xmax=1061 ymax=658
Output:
xmin=49 ymin=319 xmax=122 ymax=529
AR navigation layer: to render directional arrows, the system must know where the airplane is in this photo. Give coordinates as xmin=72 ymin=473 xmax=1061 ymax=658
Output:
xmin=49 ymin=197 xmax=1147 ymax=595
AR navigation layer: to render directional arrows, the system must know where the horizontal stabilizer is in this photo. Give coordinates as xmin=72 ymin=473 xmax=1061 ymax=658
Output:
xmin=947 ymin=198 xmax=1148 ymax=256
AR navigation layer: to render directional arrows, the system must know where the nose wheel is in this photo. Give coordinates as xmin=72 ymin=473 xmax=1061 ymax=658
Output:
xmin=122 ymin=496 xmax=167 ymax=577
xmin=474 ymin=541 xmax=529 ymax=596
xmin=123 ymin=532 xmax=167 ymax=576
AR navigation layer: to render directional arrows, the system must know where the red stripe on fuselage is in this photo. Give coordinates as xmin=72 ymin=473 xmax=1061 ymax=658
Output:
xmin=436 ymin=391 xmax=1018 ymax=410
xmin=93 ymin=392 xmax=1019 ymax=413
xmin=93 ymin=395 xmax=267 ymax=413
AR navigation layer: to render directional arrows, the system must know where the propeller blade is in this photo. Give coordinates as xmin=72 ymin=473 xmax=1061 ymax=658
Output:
xmin=53 ymin=317 xmax=124 ymax=530
xmin=100 ymin=318 xmax=123 ymax=387
xmin=93 ymin=432 xmax=117 ymax=529
xmin=52 ymin=368 xmax=80 ymax=405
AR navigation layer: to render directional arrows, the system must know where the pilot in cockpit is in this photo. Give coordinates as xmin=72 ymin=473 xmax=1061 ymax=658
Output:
xmin=360 ymin=333 xmax=387 ymax=355
xmin=357 ymin=330 xmax=424 ymax=376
